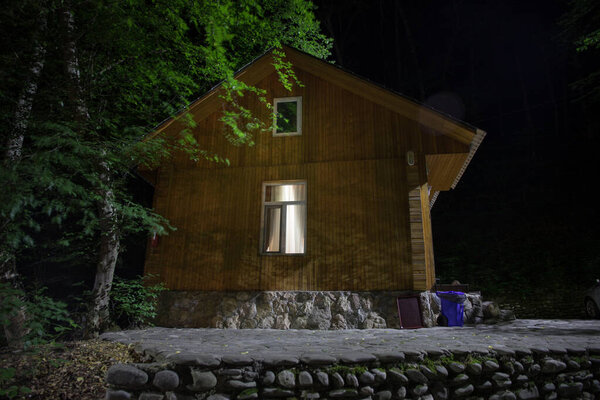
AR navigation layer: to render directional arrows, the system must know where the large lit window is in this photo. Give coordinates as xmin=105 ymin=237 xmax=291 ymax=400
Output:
xmin=261 ymin=181 xmax=306 ymax=254
xmin=273 ymin=97 xmax=302 ymax=136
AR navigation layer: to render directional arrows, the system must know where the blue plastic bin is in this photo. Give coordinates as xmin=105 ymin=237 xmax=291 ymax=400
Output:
xmin=436 ymin=291 xmax=466 ymax=327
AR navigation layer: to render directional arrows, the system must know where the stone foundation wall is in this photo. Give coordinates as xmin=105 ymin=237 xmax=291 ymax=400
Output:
xmin=155 ymin=291 xmax=487 ymax=330
xmin=105 ymin=346 xmax=600 ymax=399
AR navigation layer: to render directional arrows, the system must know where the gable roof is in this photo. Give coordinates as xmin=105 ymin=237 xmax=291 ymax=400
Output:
xmin=147 ymin=45 xmax=485 ymax=200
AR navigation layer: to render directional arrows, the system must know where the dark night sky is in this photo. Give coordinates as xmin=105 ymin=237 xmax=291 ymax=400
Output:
xmin=313 ymin=0 xmax=599 ymax=289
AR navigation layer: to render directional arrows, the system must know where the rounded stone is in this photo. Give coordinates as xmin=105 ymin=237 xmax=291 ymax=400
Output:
xmin=206 ymin=394 xmax=230 ymax=400
xmin=105 ymin=390 xmax=132 ymax=400
xmin=225 ymin=380 xmax=256 ymax=390
xmin=558 ymin=382 xmax=583 ymax=397
xmin=374 ymin=390 xmax=392 ymax=400
xmin=467 ymin=362 xmax=482 ymax=375
xmin=435 ymin=365 xmax=449 ymax=377
xmin=331 ymin=372 xmax=345 ymax=388
xmin=430 ymin=383 xmax=449 ymax=400
xmin=515 ymin=374 xmax=529 ymax=384
xmin=492 ymin=372 xmax=512 ymax=388
xmin=542 ymin=383 xmax=556 ymax=392
xmin=420 ymin=365 xmax=437 ymax=380
xmin=371 ymin=368 xmax=387 ymax=383
xmin=262 ymin=371 xmax=275 ymax=385
xmin=262 ymin=388 xmax=294 ymax=397
xmin=514 ymin=361 xmax=524 ymax=374
xmin=477 ymin=380 xmax=493 ymax=391
xmin=396 ymin=386 xmax=407 ymax=399
xmin=329 ymin=388 xmax=358 ymax=398
xmin=138 ymin=393 xmax=164 ymax=400
xmin=360 ymin=386 xmax=375 ymax=396
xmin=483 ymin=360 xmax=500 ymax=372
xmin=188 ymin=370 xmax=217 ymax=391
xmin=345 ymin=372 xmax=359 ymax=388
xmin=517 ymin=386 xmax=540 ymax=400
xmin=277 ymin=370 xmax=296 ymax=388
xmin=316 ymin=371 xmax=329 ymax=387
xmin=412 ymin=384 xmax=428 ymax=396
xmin=153 ymin=370 xmax=179 ymax=391
xmin=359 ymin=371 xmax=375 ymax=384
xmin=298 ymin=371 xmax=313 ymax=387
xmin=451 ymin=374 xmax=470 ymax=386
xmin=529 ymin=364 xmax=541 ymax=376
xmin=567 ymin=360 xmax=580 ymax=370
xmin=387 ymin=368 xmax=409 ymax=384
xmin=107 ymin=364 xmax=148 ymax=388
xmin=542 ymin=359 xmax=567 ymax=374
xmin=405 ymin=368 xmax=428 ymax=384
xmin=499 ymin=390 xmax=517 ymax=400
xmin=454 ymin=384 xmax=474 ymax=398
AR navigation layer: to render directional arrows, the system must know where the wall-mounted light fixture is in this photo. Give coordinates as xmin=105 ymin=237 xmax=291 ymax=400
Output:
xmin=406 ymin=150 xmax=415 ymax=166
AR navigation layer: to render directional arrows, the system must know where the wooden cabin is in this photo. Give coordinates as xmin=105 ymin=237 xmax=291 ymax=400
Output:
xmin=140 ymin=45 xmax=485 ymax=294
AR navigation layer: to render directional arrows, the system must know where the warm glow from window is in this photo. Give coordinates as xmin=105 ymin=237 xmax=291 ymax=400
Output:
xmin=262 ymin=182 xmax=306 ymax=254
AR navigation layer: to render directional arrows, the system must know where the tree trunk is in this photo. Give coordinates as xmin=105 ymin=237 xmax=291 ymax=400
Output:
xmin=86 ymin=166 xmax=120 ymax=337
xmin=60 ymin=5 xmax=120 ymax=337
xmin=1 ymin=15 xmax=47 ymax=348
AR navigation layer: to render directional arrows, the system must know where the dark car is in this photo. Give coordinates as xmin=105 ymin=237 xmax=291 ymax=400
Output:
xmin=584 ymin=279 xmax=600 ymax=319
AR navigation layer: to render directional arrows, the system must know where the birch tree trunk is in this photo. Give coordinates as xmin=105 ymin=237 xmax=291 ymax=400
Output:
xmin=59 ymin=6 xmax=120 ymax=337
xmin=1 ymin=17 xmax=47 ymax=348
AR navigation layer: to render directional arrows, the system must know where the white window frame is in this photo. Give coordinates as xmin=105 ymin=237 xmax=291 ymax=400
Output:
xmin=273 ymin=96 xmax=302 ymax=137
xmin=260 ymin=180 xmax=307 ymax=255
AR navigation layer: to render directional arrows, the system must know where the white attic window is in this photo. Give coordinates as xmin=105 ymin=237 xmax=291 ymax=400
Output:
xmin=273 ymin=97 xmax=302 ymax=136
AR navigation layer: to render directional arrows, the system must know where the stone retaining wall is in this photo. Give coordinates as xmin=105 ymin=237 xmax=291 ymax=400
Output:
xmin=155 ymin=291 xmax=487 ymax=330
xmin=105 ymin=346 xmax=600 ymax=399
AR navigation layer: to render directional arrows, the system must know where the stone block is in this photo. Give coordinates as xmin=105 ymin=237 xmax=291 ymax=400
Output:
xmin=339 ymin=352 xmax=377 ymax=364
xmin=221 ymin=354 xmax=253 ymax=366
xmin=263 ymin=353 xmax=299 ymax=367
xmin=300 ymin=353 xmax=337 ymax=365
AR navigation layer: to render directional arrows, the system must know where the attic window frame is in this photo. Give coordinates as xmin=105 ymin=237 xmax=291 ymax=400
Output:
xmin=273 ymin=96 xmax=302 ymax=137
xmin=260 ymin=180 xmax=307 ymax=255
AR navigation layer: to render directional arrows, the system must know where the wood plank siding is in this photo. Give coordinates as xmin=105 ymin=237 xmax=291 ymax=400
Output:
xmin=144 ymin=47 xmax=481 ymax=292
